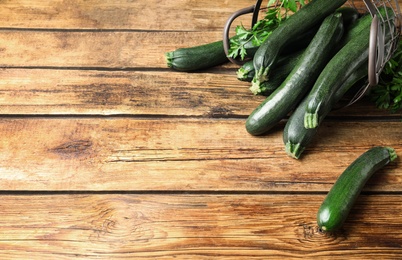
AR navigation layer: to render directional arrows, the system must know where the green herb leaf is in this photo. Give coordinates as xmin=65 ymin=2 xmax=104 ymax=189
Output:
xmin=228 ymin=0 xmax=310 ymax=60
xmin=285 ymin=0 xmax=298 ymax=13
xmin=268 ymin=0 xmax=277 ymax=6
xmin=370 ymin=40 xmax=402 ymax=113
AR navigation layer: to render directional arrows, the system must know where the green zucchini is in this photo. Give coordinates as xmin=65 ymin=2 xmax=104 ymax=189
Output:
xmin=282 ymin=6 xmax=359 ymax=55
xmin=237 ymin=60 xmax=255 ymax=82
xmin=284 ymin=64 xmax=368 ymax=159
xmin=252 ymin=0 xmax=347 ymax=86
xmin=238 ymin=50 xmax=304 ymax=82
xmin=317 ymin=146 xmax=397 ymax=232
xmin=166 ymin=40 xmax=229 ymax=72
xmin=240 ymin=50 xmax=303 ymax=96
xmin=279 ymin=25 xmax=318 ymax=55
xmin=252 ymin=56 xmax=300 ymax=96
xmin=336 ymin=6 xmax=360 ymax=28
xmin=245 ymin=23 xmax=319 ymax=59
xmin=336 ymin=7 xmax=390 ymax=50
xmin=304 ymin=7 xmax=395 ymax=129
xmin=245 ymin=13 xmax=344 ymax=136
xmin=339 ymin=13 xmax=371 ymax=45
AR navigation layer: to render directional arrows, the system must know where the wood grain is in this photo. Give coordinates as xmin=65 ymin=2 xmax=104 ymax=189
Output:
xmin=0 ymin=31 xmax=220 ymax=69
xmin=0 ymin=2 xmax=399 ymax=69
xmin=0 ymin=68 xmax=399 ymax=117
xmin=0 ymin=118 xmax=400 ymax=191
xmin=0 ymin=0 xmax=399 ymax=31
xmin=0 ymin=0 xmax=254 ymax=30
xmin=1 ymin=0 xmax=402 ymax=258
xmin=0 ymin=68 xmax=255 ymax=116
xmin=0 ymin=194 xmax=401 ymax=259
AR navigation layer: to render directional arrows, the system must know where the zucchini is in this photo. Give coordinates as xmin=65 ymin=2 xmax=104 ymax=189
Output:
xmin=166 ymin=40 xmax=229 ymax=72
xmin=284 ymin=64 xmax=368 ymax=159
xmin=303 ymin=23 xmax=370 ymax=129
xmin=252 ymin=56 xmax=300 ymax=96
xmin=338 ymin=6 xmax=395 ymax=46
xmin=237 ymin=60 xmax=255 ymax=82
xmin=285 ymin=6 xmax=359 ymax=54
xmin=238 ymin=49 xmax=304 ymax=82
xmin=245 ymin=24 xmax=319 ymax=59
xmin=317 ymin=146 xmax=397 ymax=232
xmin=240 ymin=51 xmax=303 ymax=96
xmin=339 ymin=13 xmax=372 ymax=45
xmin=280 ymin=25 xmax=318 ymax=55
xmin=336 ymin=6 xmax=360 ymax=28
xmin=304 ymin=7 xmax=395 ymax=129
xmin=245 ymin=13 xmax=344 ymax=136
xmin=252 ymin=0 xmax=347 ymax=85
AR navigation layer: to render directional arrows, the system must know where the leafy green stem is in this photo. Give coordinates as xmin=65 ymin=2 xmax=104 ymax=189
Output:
xmin=369 ymin=40 xmax=402 ymax=113
xmin=228 ymin=0 xmax=310 ymax=60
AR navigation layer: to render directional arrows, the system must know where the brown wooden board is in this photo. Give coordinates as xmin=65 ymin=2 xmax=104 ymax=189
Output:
xmin=0 ymin=194 xmax=401 ymax=259
xmin=0 ymin=0 xmax=402 ymax=258
xmin=0 ymin=118 xmax=400 ymax=191
xmin=0 ymin=69 xmax=399 ymax=117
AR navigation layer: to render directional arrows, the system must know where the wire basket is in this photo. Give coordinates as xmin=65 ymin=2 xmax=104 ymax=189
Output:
xmin=347 ymin=0 xmax=401 ymax=105
xmin=222 ymin=0 xmax=401 ymax=104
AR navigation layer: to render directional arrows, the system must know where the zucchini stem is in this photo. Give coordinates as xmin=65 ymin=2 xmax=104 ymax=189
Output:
xmin=165 ymin=52 xmax=174 ymax=68
xmin=304 ymin=112 xmax=319 ymax=129
xmin=250 ymin=69 xmax=274 ymax=95
xmin=237 ymin=67 xmax=252 ymax=81
xmin=255 ymin=66 xmax=270 ymax=84
xmin=250 ymin=79 xmax=263 ymax=95
xmin=386 ymin=147 xmax=398 ymax=162
xmin=285 ymin=142 xmax=305 ymax=159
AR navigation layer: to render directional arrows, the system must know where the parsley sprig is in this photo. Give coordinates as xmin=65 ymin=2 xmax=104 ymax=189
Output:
xmin=370 ymin=40 xmax=402 ymax=113
xmin=228 ymin=0 xmax=309 ymax=60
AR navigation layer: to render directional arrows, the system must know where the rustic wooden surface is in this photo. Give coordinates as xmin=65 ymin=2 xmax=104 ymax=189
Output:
xmin=0 ymin=0 xmax=401 ymax=259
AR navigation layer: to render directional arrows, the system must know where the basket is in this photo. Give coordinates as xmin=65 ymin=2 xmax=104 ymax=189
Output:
xmin=222 ymin=0 xmax=402 ymax=103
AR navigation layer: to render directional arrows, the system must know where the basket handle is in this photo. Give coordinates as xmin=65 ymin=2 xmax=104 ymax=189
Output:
xmin=368 ymin=14 xmax=381 ymax=86
xmin=363 ymin=0 xmax=383 ymax=86
xmin=222 ymin=0 xmax=264 ymax=65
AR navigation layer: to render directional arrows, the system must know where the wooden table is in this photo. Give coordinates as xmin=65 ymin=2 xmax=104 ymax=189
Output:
xmin=1 ymin=0 xmax=401 ymax=258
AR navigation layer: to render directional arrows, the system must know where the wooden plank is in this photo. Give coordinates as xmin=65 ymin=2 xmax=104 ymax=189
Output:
xmin=0 ymin=69 xmax=253 ymax=116
xmin=0 ymin=0 xmax=253 ymax=30
xmin=0 ymin=31 xmax=234 ymax=69
xmin=0 ymin=0 xmax=399 ymax=30
xmin=1 ymin=2 xmax=401 ymax=69
xmin=0 ymin=68 xmax=398 ymax=117
xmin=1 ymin=1 xmax=401 ymax=258
xmin=3 ymin=5 xmax=402 ymax=70
xmin=0 ymin=194 xmax=401 ymax=259
xmin=0 ymin=118 xmax=400 ymax=191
